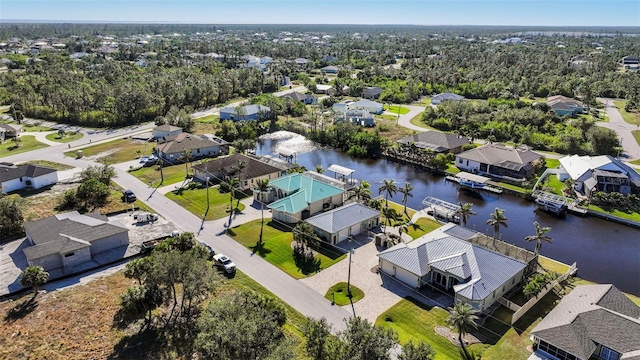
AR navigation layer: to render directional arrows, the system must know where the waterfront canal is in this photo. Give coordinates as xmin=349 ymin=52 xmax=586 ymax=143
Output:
xmin=257 ymin=132 xmax=640 ymax=296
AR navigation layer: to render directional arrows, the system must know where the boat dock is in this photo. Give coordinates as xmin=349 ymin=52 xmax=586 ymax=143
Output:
xmin=422 ymin=196 xmax=461 ymax=223
xmin=446 ymin=172 xmax=503 ymax=194
xmin=531 ymin=190 xmax=588 ymax=215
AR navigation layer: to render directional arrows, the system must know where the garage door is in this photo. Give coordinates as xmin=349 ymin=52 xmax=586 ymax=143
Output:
xmin=395 ymin=266 xmax=419 ymax=288
xmin=349 ymin=223 xmax=361 ymax=236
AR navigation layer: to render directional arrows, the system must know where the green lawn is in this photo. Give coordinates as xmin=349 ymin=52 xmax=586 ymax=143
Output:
xmin=538 ymin=256 xmax=570 ymax=274
xmin=0 ymin=135 xmax=48 ymax=158
xmin=445 ymin=164 xmax=460 ymax=174
xmin=165 ymin=185 xmax=247 ymax=221
xmin=64 ymin=138 xmax=156 ymax=164
xmin=544 ymin=158 xmax=560 ymax=169
xmin=420 ymin=97 xmax=432 ymax=106
xmin=376 ymin=297 xmax=489 ymax=360
xmin=383 ymin=201 xmax=416 ymax=223
xmin=494 ymin=181 xmax=527 ymax=193
xmin=195 ymin=114 xmax=220 ymax=124
xmin=22 ymin=125 xmax=52 ymax=132
xmin=409 ymin=114 xmax=432 ymax=129
xmin=227 ymin=220 xmax=346 ymax=279
xmin=545 ymin=175 xmax=564 ymax=195
xmin=129 ymin=163 xmax=189 ymax=187
xmin=23 ymin=160 xmax=74 ymax=171
xmin=324 ymin=282 xmax=365 ymax=306
xmin=383 ymin=105 xmax=410 ymax=115
xmin=614 ymin=100 xmax=640 ymax=125
xmin=406 ymin=217 xmax=442 ymax=240
xmin=630 ymin=159 xmax=640 ymax=166
xmin=45 ymin=132 xmax=84 ymax=143
xmin=633 ymin=130 xmax=640 ymax=148
xmin=588 ymin=205 xmax=640 ymax=222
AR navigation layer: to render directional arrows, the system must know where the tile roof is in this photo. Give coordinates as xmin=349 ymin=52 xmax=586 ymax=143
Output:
xmin=456 ymin=144 xmax=542 ymax=167
xmin=0 ymin=164 xmax=57 ymax=183
xmin=531 ymin=285 xmax=640 ymax=359
xmin=378 ymin=230 xmax=526 ymax=301
xmin=268 ymin=173 xmax=344 ymax=214
xmin=397 ymin=131 xmax=471 ymax=152
xmin=156 ymin=133 xmax=221 ymax=154
xmin=23 ymin=211 xmax=128 ymax=260
xmin=193 ymin=154 xmax=281 ymax=181
xmin=304 ymin=203 xmax=379 ymax=233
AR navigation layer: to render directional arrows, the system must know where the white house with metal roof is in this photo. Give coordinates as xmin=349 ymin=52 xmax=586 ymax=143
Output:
xmin=305 ymin=203 xmax=380 ymax=244
xmin=378 ymin=223 xmax=527 ymax=311
xmin=558 ymin=154 xmax=640 ymax=196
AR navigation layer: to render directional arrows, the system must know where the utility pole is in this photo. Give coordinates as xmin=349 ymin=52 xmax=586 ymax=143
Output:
xmin=206 ymin=177 xmax=210 ymax=212
xmin=347 ymin=235 xmax=354 ymax=298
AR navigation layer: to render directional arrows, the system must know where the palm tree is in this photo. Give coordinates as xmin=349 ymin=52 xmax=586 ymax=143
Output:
xmin=486 ymin=207 xmax=508 ymax=241
xmin=224 ymin=176 xmax=240 ymax=226
xmin=180 ymin=150 xmax=191 ymax=178
xmin=315 ymin=165 xmax=325 ymax=174
xmin=456 ymin=202 xmax=476 ymax=227
xmin=525 ymin=221 xmax=552 ymax=256
xmin=378 ymin=179 xmax=398 ymax=208
xmin=348 ymin=184 xmax=372 ymax=203
xmin=233 ymin=160 xmax=247 ymax=208
xmin=256 ymin=179 xmax=270 ymax=244
xmin=20 ymin=266 xmax=49 ymax=297
xmin=381 ymin=206 xmax=399 ymax=233
xmin=398 ymin=181 xmax=414 ymax=218
xmin=446 ymin=303 xmax=478 ymax=360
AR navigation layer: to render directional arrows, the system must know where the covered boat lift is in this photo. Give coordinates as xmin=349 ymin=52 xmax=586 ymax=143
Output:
xmin=422 ymin=196 xmax=461 ymax=223
xmin=276 ymin=147 xmax=296 ymax=162
xmin=531 ymin=190 xmax=586 ymax=215
xmin=327 ymin=164 xmax=355 ymax=184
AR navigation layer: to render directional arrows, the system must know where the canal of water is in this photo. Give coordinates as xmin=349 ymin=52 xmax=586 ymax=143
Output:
xmin=257 ymin=132 xmax=640 ymax=296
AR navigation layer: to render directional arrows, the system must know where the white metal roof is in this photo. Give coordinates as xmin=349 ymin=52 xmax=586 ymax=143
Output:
xmin=276 ymin=147 xmax=296 ymax=157
xmin=328 ymin=164 xmax=355 ymax=176
xmin=456 ymin=172 xmax=490 ymax=184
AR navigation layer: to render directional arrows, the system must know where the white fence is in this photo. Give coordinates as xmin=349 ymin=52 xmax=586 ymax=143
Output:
xmin=510 ymin=262 xmax=577 ymax=325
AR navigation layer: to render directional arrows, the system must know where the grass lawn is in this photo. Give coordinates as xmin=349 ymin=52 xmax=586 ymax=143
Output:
xmin=64 ymin=138 xmax=155 ymax=164
xmin=21 ymin=125 xmax=52 ymax=132
xmin=409 ymin=114 xmax=433 ymax=129
xmin=544 ymin=158 xmax=560 ymax=169
xmin=545 ymin=175 xmax=564 ymax=195
xmin=0 ymin=135 xmax=48 ymax=158
xmin=420 ymin=97 xmax=432 ymax=106
xmin=538 ymin=256 xmax=570 ymax=274
xmin=631 ymin=159 xmax=640 ymax=166
xmin=588 ymin=205 xmax=640 ymax=222
xmin=614 ymin=100 xmax=640 ymax=125
xmin=445 ymin=163 xmax=460 ymax=174
xmin=195 ymin=114 xmax=220 ymax=124
xmin=368 ymin=117 xmax=414 ymax=141
xmin=633 ymin=130 xmax=640 ymax=148
xmin=324 ymin=282 xmax=365 ymax=306
xmin=406 ymin=217 xmax=442 ymax=240
xmin=383 ymin=105 xmax=410 ymax=115
xmin=227 ymin=219 xmax=346 ymax=279
xmin=23 ymin=160 xmax=74 ymax=171
xmin=129 ymin=163 xmax=189 ymax=187
xmin=166 ymin=185 xmax=247 ymax=221
xmin=102 ymin=184 xmax=155 ymax=214
xmin=376 ymin=297 xmax=489 ymax=360
xmin=383 ymin=201 xmax=416 ymax=223
xmin=495 ymin=181 xmax=527 ymax=193
xmin=45 ymin=131 xmax=84 ymax=143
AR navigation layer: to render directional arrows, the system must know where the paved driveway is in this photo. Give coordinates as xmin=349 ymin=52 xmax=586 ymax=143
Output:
xmin=597 ymin=98 xmax=640 ymax=161
xmin=395 ymin=104 xmax=428 ymax=132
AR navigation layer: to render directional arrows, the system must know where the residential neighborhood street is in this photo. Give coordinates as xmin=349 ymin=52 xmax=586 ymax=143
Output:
xmin=394 ymin=104 xmax=428 ymax=132
xmin=597 ymin=98 xmax=640 ymax=161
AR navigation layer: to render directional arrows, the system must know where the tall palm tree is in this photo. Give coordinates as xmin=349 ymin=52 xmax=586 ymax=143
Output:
xmin=456 ymin=202 xmax=476 ymax=227
xmin=224 ymin=176 xmax=240 ymax=226
xmin=446 ymin=303 xmax=478 ymax=360
xmin=525 ymin=221 xmax=552 ymax=256
xmin=233 ymin=160 xmax=247 ymax=208
xmin=378 ymin=179 xmax=398 ymax=208
xmin=315 ymin=165 xmax=325 ymax=174
xmin=381 ymin=206 xmax=399 ymax=234
xmin=348 ymin=184 xmax=372 ymax=203
xmin=20 ymin=266 xmax=49 ymax=297
xmin=486 ymin=207 xmax=508 ymax=241
xmin=180 ymin=150 xmax=191 ymax=178
xmin=398 ymin=181 xmax=414 ymax=218
xmin=256 ymin=179 xmax=270 ymax=244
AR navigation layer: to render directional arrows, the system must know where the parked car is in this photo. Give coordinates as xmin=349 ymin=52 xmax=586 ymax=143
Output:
xmin=123 ymin=189 xmax=137 ymax=203
xmin=202 ymin=243 xmax=215 ymax=260
xmin=135 ymin=212 xmax=158 ymax=223
xmin=212 ymin=254 xmax=236 ymax=273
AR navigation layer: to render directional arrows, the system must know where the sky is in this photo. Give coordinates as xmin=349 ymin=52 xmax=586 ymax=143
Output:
xmin=1 ymin=0 xmax=639 ymax=27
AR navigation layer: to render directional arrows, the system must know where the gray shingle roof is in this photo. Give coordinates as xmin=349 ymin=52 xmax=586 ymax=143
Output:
xmin=304 ymin=203 xmax=379 ymax=233
xmin=378 ymin=234 xmax=527 ymax=300
xmin=456 ymin=144 xmax=542 ymax=166
xmin=531 ymin=285 xmax=640 ymax=359
xmin=0 ymin=164 xmax=57 ymax=183
xmin=397 ymin=131 xmax=471 ymax=152
xmin=156 ymin=133 xmax=221 ymax=154
xmin=154 ymin=124 xmax=182 ymax=132
xmin=193 ymin=154 xmax=281 ymax=181
xmin=23 ymin=211 xmax=128 ymax=260
xmin=432 ymin=93 xmax=464 ymax=102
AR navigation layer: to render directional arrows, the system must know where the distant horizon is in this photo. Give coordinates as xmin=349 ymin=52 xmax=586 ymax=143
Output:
xmin=1 ymin=1 xmax=639 ymax=27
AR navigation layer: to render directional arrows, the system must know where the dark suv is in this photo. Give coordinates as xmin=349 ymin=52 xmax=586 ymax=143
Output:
xmin=123 ymin=189 xmax=137 ymax=203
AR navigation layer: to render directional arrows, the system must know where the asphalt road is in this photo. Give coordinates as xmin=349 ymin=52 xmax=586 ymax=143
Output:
xmin=597 ymin=98 xmax=640 ymax=161
xmin=394 ymin=104 xmax=428 ymax=132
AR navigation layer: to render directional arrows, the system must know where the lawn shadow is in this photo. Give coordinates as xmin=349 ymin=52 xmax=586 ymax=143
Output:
xmin=4 ymin=296 xmax=39 ymax=323
xmin=249 ymin=241 xmax=272 ymax=257
xmin=107 ymin=327 xmax=167 ymax=360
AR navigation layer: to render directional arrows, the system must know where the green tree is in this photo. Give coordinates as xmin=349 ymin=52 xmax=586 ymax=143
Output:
xmin=303 ymin=317 xmax=332 ymax=360
xmin=586 ymin=126 xmax=620 ymax=155
xmin=293 ymin=222 xmax=318 ymax=249
xmin=0 ymin=195 xmax=24 ymax=241
xmin=180 ymin=149 xmax=191 ymax=178
xmin=399 ymin=341 xmax=436 ymax=360
xmin=381 ymin=206 xmax=399 ymax=234
xmin=233 ymin=160 xmax=247 ymax=208
xmin=224 ymin=176 xmax=240 ymax=226
xmin=124 ymin=257 xmax=154 ymax=285
xmin=256 ymin=178 xmax=270 ymax=244
xmin=486 ymin=207 xmax=508 ymax=241
xmin=315 ymin=165 xmax=325 ymax=174
xmin=456 ymin=202 xmax=476 ymax=228
xmin=446 ymin=303 xmax=478 ymax=360
xmin=75 ymin=178 xmax=110 ymax=211
xmin=525 ymin=221 xmax=552 ymax=256
xmin=348 ymin=183 xmax=372 ymax=203
xmin=80 ymin=163 xmax=117 ymax=185
xmin=378 ymin=179 xmax=398 ymax=208
xmin=334 ymin=316 xmax=398 ymax=360
xmin=398 ymin=181 xmax=413 ymax=217
xmin=20 ymin=266 xmax=49 ymax=296
xmin=11 ymin=137 xmax=21 ymax=148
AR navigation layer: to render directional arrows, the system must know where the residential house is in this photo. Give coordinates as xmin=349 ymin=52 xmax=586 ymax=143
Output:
xmin=0 ymin=163 xmax=58 ymax=194
xmin=280 ymin=91 xmax=317 ymax=105
xmin=620 ymin=55 xmax=639 ymax=70
xmin=263 ymin=172 xmax=345 ymax=223
xmin=378 ymin=223 xmax=528 ymax=311
xmin=315 ymin=84 xmax=336 ymax=95
xmin=397 ymin=131 xmax=471 ymax=154
xmin=193 ymin=153 xmax=285 ymax=191
xmin=547 ymin=95 xmax=587 ymax=116
xmin=305 ymin=203 xmax=380 ymax=245
xmin=0 ymin=123 xmax=22 ymax=139
xmin=321 ymin=55 xmax=338 ymax=63
xmin=332 ymin=100 xmax=354 ymax=112
xmin=558 ymin=154 xmax=640 ymax=196
xmin=335 ymin=109 xmax=375 ymax=127
xmin=530 ymin=284 xmax=640 ymax=360
xmin=455 ymin=143 xmax=543 ymax=181
xmin=156 ymin=133 xmax=226 ymax=163
xmin=219 ymin=104 xmax=271 ymax=121
xmin=153 ymin=124 xmax=182 ymax=140
xmin=294 ymin=58 xmax=309 ymax=66
xmin=363 ymin=86 xmax=384 ymax=99
xmin=23 ymin=211 xmax=129 ymax=272
xmin=431 ymin=93 xmax=465 ymax=105
xmin=349 ymin=99 xmax=384 ymax=114
xmin=320 ymin=65 xmax=339 ymax=74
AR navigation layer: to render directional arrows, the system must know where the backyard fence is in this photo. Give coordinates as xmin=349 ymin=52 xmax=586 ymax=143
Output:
xmin=510 ymin=262 xmax=577 ymax=325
